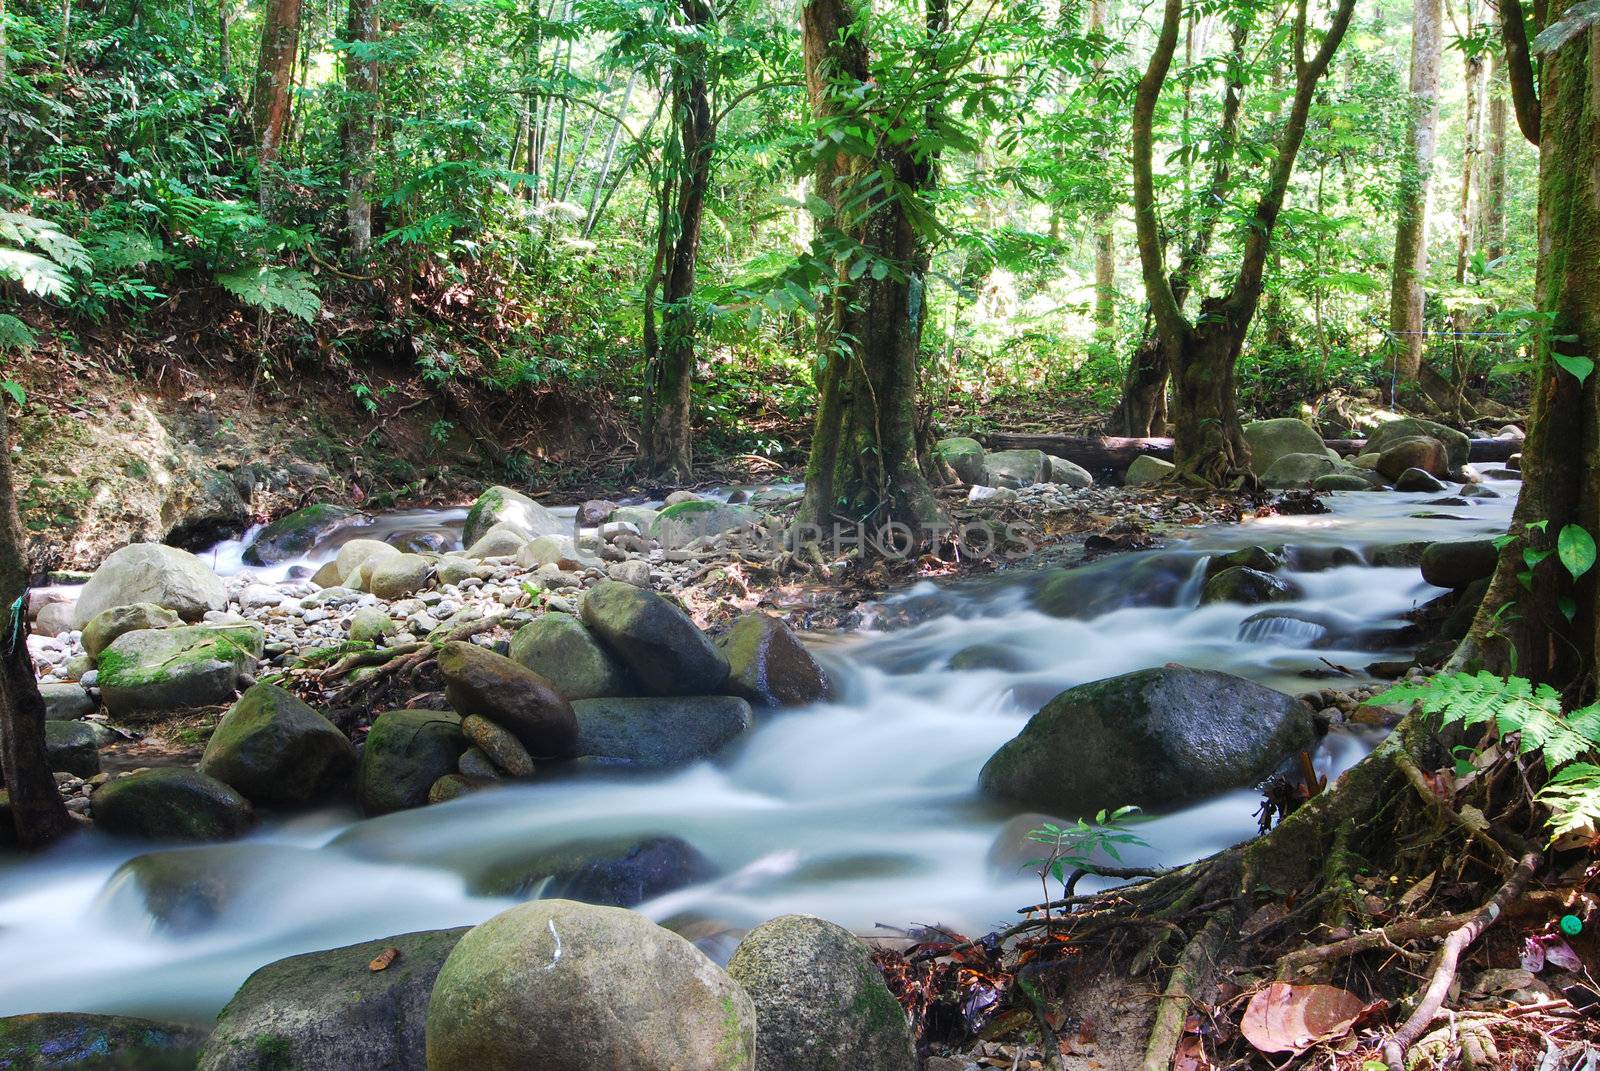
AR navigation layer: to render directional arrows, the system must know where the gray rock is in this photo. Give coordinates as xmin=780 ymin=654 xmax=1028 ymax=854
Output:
xmin=650 ymin=501 xmax=762 ymax=549
xmin=0 ymin=1012 xmax=207 ymax=1070
xmin=1367 ymin=417 xmax=1470 ymax=470
xmin=1033 ymin=552 xmax=1205 ymax=619
xmin=93 ymin=767 xmax=255 ymax=841
xmin=1242 ymin=418 xmax=1332 ymax=476
xmin=1200 ymin=566 xmax=1301 ymax=606
xmin=1260 ymin=452 xmax=1338 ymax=488
xmin=356 ymin=709 xmax=464 ymax=816
xmin=982 ymin=448 xmax=1049 ymax=488
xmin=1313 ymin=473 xmax=1379 ymax=492
xmin=516 ymin=534 xmax=598 ymax=571
xmin=1045 ymin=454 xmax=1094 ymax=488
xmin=463 ymin=485 xmax=565 ymax=546
xmin=97 ymin=624 xmax=264 ymax=718
xmin=348 ymin=606 xmax=396 ymax=644
xmin=573 ymin=696 xmax=753 ymax=769
xmin=333 ymin=538 xmax=401 ymax=582
xmin=428 ymin=774 xmax=474 ymax=804
xmin=471 ymin=834 xmax=716 ymax=906
xmin=425 ymin=900 xmax=756 ymax=1071
xmin=462 ymin=715 xmax=535 ymax=777
xmin=610 ymin=505 xmax=662 ymax=531
xmin=579 ymin=581 xmax=730 ymax=696
xmin=1395 ymin=467 xmax=1447 ymax=492
xmin=1421 ymin=539 xmax=1501 ymax=589
xmin=1377 ymin=436 xmax=1449 ymax=480
xmin=40 ymin=681 xmax=94 ymax=720
xmin=463 ymin=523 xmax=528 ymax=560
xmin=457 ymin=746 xmax=503 ymax=781
xmin=199 ymin=683 xmax=355 ymax=807
xmin=607 ymin=559 xmax=653 ymax=587
xmin=726 ymin=914 xmax=916 ymax=1071
xmin=74 ymin=543 xmax=227 ymax=626
xmin=33 ymin=601 xmax=76 ymax=638
xmin=932 ymin=437 xmax=986 ymax=484
xmin=717 ymin=614 xmax=831 ymax=708
xmin=243 ymin=504 xmax=365 ymax=566
xmin=366 ymin=553 xmax=433 ymax=599
xmin=1124 ymin=454 xmax=1176 ymax=486
xmin=509 ymin=612 xmax=633 ymax=701
xmin=42 ymin=720 xmax=100 ymax=777
xmin=578 ymin=499 xmax=620 ymax=526
xmin=437 ymin=642 xmax=578 ymax=759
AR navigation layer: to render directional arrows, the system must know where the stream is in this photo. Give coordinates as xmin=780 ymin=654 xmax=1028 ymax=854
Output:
xmin=0 ymin=479 xmax=1520 ymax=1022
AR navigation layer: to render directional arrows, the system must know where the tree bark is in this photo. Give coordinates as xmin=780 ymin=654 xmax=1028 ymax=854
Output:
xmin=0 ymin=403 xmax=71 ymax=850
xmin=1497 ymin=0 xmax=1542 ymax=144
xmin=342 ymin=0 xmax=378 ymax=259
xmin=791 ymin=0 xmax=943 ymax=550
xmin=252 ymin=0 xmax=302 ymax=210
xmin=1479 ymin=48 xmax=1508 ymax=260
xmin=1454 ymin=43 xmax=1485 ymax=284
xmin=1389 ymin=0 xmax=1443 ymax=386
xmin=1089 ymin=0 xmax=1116 ymax=345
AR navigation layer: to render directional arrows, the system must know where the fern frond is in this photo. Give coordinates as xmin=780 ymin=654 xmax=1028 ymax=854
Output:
xmin=1538 ymin=763 xmax=1600 ymax=844
xmin=0 ymin=314 xmax=36 ymax=355
xmin=216 ymin=266 xmax=321 ymax=323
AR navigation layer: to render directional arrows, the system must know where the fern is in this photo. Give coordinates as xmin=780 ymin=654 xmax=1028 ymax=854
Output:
xmin=0 ymin=314 xmax=35 ymax=355
xmin=0 ymin=211 xmax=91 ymax=299
xmin=1537 ymin=763 xmax=1600 ymax=845
xmin=216 ymin=265 xmax=321 ymax=322
xmin=90 ymin=229 xmax=165 ymax=272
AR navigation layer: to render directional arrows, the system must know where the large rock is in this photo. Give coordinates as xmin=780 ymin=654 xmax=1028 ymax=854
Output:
xmin=1376 ymin=435 xmax=1449 ymax=480
xmin=472 ymin=835 xmax=716 ymax=906
xmin=199 ymin=683 xmax=355 ymax=807
xmin=437 ymin=642 xmax=578 ymax=759
xmin=1124 ymin=454 xmax=1176 ymax=486
xmin=333 ymin=538 xmax=400 ymax=583
xmin=716 ymin=615 xmax=831 ymax=708
xmin=97 ymin=624 xmax=264 ymax=718
xmin=650 ymin=501 xmax=762 ymax=549
xmin=356 ymin=709 xmax=464 ymax=816
xmin=982 ymin=449 xmax=1049 ymax=488
xmin=572 ymin=696 xmax=753 ymax=769
xmin=463 ymin=485 xmax=564 ymax=547
xmin=516 ymin=534 xmax=600 ymax=571
xmin=199 ymin=928 xmax=468 ymax=1071
xmin=508 ymin=612 xmax=632 ymax=700
xmin=1367 ymin=417 xmax=1470 ymax=470
xmin=1421 ymin=539 xmax=1501 ymax=589
xmin=978 ymin=667 xmax=1316 ymax=814
xmin=1200 ymin=566 xmax=1300 ymax=606
xmin=0 ymin=1012 xmax=207 ymax=1070
xmin=726 ymin=914 xmax=916 ymax=1071
xmin=1395 ymin=467 xmax=1447 ymax=492
xmin=1046 ymin=455 xmax=1094 ymax=488
xmin=98 ymin=844 xmax=282 ymax=934
xmin=425 ymin=900 xmax=756 ymax=1071
xmin=41 ymin=721 xmax=100 ymax=777
xmin=242 ymin=504 xmax=364 ymax=566
xmin=366 ymin=553 xmax=434 ymax=599
xmin=1033 ymin=552 xmax=1204 ymax=619
xmin=93 ymin=767 xmax=255 ymax=840
xmin=81 ymin=602 xmax=182 ymax=660
xmin=932 ymin=437 xmax=986 ymax=484
xmin=1243 ymin=418 xmax=1330 ymax=476
xmin=40 ymin=682 xmax=93 ymax=721
xmin=463 ymin=523 xmax=528 ymax=560
xmin=579 ymin=581 xmax=730 ymax=696
xmin=74 ymin=543 xmax=227 ymax=626
xmin=1260 ymin=452 xmax=1339 ymax=489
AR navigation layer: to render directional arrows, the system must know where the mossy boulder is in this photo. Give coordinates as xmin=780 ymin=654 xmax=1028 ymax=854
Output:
xmin=40 ymin=682 xmax=94 ymax=721
xmin=97 ymin=844 xmax=298 ymax=934
xmin=1259 ymin=452 xmax=1339 ymax=489
xmin=471 ymin=834 xmax=716 ymax=906
xmin=81 ymin=602 xmax=182 ymax=660
xmin=509 ymin=612 xmax=633 ymax=700
xmin=932 ymin=437 xmax=986 ymax=484
xmin=579 ymin=581 xmax=730 ymax=696
xmin=1376 ymin=435 xmax=1449 ymax=480
xmin=1367 ymin=417 xmax=1470 ymax=470
xmin=1395 ymin=467 xmax=1447 ymax=492
xmin=1242 ymin=418 xmax=1333 ymax=476
xmin=650 ymin=501 xmax=762 ymax=549
xmin=366 ymin=553 xmax=434 ymax=599
xmin=1124 ymin=454 xmax=1176 ymax=486
xmin=1314 ymin=472 xmax=1379 ymax=492
xmin=425 ymin=900 xmax=756 ymax=1071
xmin=41 ymin=720 xmax=100 ymax=777
xmin=1200 ymin=566 xmax=1301 ymax=606
xmin=348 ymin=606 xmax=396 ymax=644
xmin=981 ymin=448 xmax=1049 ymax=488
xmin=198 ymin=928 xmax=469 ymax=1071
xmin=437 ymin=642 xmax=578 ymax=759
xmin=978 ymin=667 xmax=1316 ymax=814
xmin=610 ymin=505 xmax=661 ymax=531
xmin=332 ymin=538 xmax=400 ymax=583
xmin=97 ymin=624 xmax=265 ymax=718
xmin=0 ymin=1012 xmax=207 ymax=1071
xmin=74 ymin=543 xmax=227 ymax=626
xmin=725 ymin=914 xmax=916 ymax=1071
xmin=572 ymin=696 xmax=753 ymax=769
xmin=1033 ymin=552 xmax=1205 ymax=619
xmin=463 ymin=485 xmax=564 ymax=546
xmin=1420 ymin=538 xmax=1501 ymax=589
xmin=199 ymin=683 xmax=355 ymax=807
xmin=716 ymin=614 xmax=831 ymax=708
xmin=93 ymin=767 xmax=256 ymax=841
xmin=242 ymin=504 xmax=364 ymax=566
xmin=356 ymin=709 xmax=464 ymax=816
xmin=1202 ymin=546 xmax=1285 ymax=583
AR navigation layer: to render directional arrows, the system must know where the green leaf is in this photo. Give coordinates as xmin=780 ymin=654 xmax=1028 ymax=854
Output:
xmin=1552 ymin=352 xmax=1595 ymax=385
xmin=0 ymin=380 xmax=24 ymax=407
xmin=1557 ymin=524 xmax=1596 ymax=579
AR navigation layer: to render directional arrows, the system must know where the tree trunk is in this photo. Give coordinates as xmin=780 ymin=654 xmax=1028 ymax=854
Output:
xmin=252 ymin=0 xmax=302 ymax=211
xmin=218 ymin=0 xmax=232 ymax=88
xmin=643 ymin=0 xmax=713 ymax=481
xmin=0 ymin=403 xmax=70 ymax=850
xmin=1389 ymin=0 xmax=1443 ymax=386
xmin=1479 ymin=49 xmax=1508 ymax=260
xmin=1454 ymin=45 xmax=1484 ymax=284
xmin=342 ymin=0 xmax=378 ymax=259
xmin=791 ymin=0 xmax=943 ymax=550
xmin=1089 ymin=0 xmax=1116 ymax=345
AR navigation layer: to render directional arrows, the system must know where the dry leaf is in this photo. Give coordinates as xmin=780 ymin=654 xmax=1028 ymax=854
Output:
xmin=1172 ymin=1034 xmax=1212 ymax=1071
xmin=369 ymin=947 xmax=401 ymax=971
xmin=1398 ymin=872 xmax=1435 ymax=911
xmin=1240 ymin=982 xmax=1367 ymax=1054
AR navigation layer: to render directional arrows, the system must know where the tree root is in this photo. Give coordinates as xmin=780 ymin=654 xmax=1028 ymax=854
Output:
xmin=1394 ymin=750 xmax=1520 ymax=873
xmin=1140 ymin=910 xmax=1231 ymax=1071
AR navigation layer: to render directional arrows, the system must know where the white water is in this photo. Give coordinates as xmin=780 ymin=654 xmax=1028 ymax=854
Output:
xmin=0 ymin=480 xmax=1518 ymax=1022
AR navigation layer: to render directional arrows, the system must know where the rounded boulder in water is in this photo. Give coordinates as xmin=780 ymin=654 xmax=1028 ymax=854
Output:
xmin=578 ymin=581 xmax=730 ymax=696
xmin=436 ymin=641 xmax=578 ymax=759
xmin=200 ymin=683 xmax=355 ymax=807
xmin=716 ymin=614 xmax=831 ymax=708
xmin=425 ymin=899 xmax=756 ymax=1071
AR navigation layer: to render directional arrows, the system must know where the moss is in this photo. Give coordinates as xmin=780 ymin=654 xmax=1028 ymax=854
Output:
xmin=464 ymin=486 xmax=506 ymax=536
xmin=97 ymin=625 xmax=264 ymax=685
xmin=253 ymin=1032 xmax=294 ymax=1071
xmin=658 ymin=498 xmax=724 ymax=519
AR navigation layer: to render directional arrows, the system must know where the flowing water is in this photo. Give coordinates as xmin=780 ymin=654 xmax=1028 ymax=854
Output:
xmin=0 ymin=480 xmax=1520 ymax=1022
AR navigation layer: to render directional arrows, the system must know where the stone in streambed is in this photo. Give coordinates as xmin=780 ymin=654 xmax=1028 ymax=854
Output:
xmin=725 ymin=914 xmax=916 ymax=1071
xmin=348 ymin=606 xmax=396 ymax=644
xmin=437 ymin=642 xmax=577 ymax=759
xmin=93 ymin=767 xmax=255 ymax=841
xmin=242 ymin=504 xmax=364 ymax=566
xmin=716 ymin=614 xmax=830 ymax=708
xmin=199 ymin=927 xmax=468 ymax=1071
xmin=1033 ymin=552 xmax=1205 ymax=619
xmin=1314 ymin=472 xmax=1380 ymax=492
xmin=457 ymin=746 xmax=503 ymax=781
xmin=579 ymin=581 xmax=730 ymax=696
xmin=366 ymin=553 xmax=434 ymax=599
xmin=1367 ymin=417 xmax=1471 ymax=470
xmin=1202 ymin=546 xmax=1285 ymax=583
xmin=40 ymin=681 xmax=94 ymax=720
xmin=1243 ymin=418 xmax=1334 ymax=476
xmin=199 ymin=683 xmax=355 ymax=807
xmin=81 ymin=602 xmax=183 ymax=660
xmin=39 ymin=720 xmax=99 ymax=777
xmin=463 ymin=485 xmax=565 ymax=547
xmin=356 ymin=709 xmax=464 ymax=816
xmin=463 ymin=522 xmax=528 ymax=560
xmin=933 ymin=436 xmax=986 ymax=484
xmin=979 ymin=666 xmax=1316 ymax=814
xmin=96 ymin=624 xmax=264 ymax=718
xmin=572 ymin=696 xmax=752 ymax=769
xmin=1200 ymin=566 xmax=1301 ymax=606
xmin=471 ymin=834 xmax=716 ymax=906
xmin=1421 ymin=538 xmax=1501 ymax=589
xmin=1394 ymin=467 xmax=1447 ymax=492
xmin=0 ymin=1012 xmax=207 ymax=1071
xmin=1046 ymin=454 xmax=1094 ymax=487
xmin=650 ymin=501 xmax=762 ymax=549
xmin=1260 ymin=452 xmax=1338 ymax=488
xmin=428 ymin=774 xmax=475 ymax=804
xmin=1377 ymin=436 xmax=1449 ymax=480
xmin=74 ymin=543 xmax=227 ymax=626
xmin=981 ymin=448 xmax=1049 ymax=488
xmin=1124 ymin=454 xmax=1176 ymax=486
xmin=462 ymin=715 xmax=536 ymax=777
xmin=333 ymin=538 xmax=401 ymax=582
xmin=425 ymin=899 xmax=756 ymax=1071
xmin=578 ymin=499 xmax=620 ymax=526
xmin=509 ymin=612 xmax=633 ymax=700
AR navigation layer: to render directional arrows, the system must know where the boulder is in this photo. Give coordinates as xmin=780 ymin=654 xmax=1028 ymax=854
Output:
xmin=463 ymin=523 xmax=528 ymax=560
xmin=516 ymin=534 xmax=599 ymax=571
xmin=98 ymin=844 xmax=277 ymax=934
xmin=1367 ymin=417 xmax=1471 ymax=470
xmin=1260 ymin=452 xmax=1338 ymax=488
xmin=610 ymin=505 xmax=662 ymax=532
xmin=1200 ymin=566 xmax=1301 ymax=606
xmin=1202 ymin=546 xmax=1284 ymax=583
xmin=1313 ymin=472 xmax=1378 ymax=492
xmin=199 ymin=928 xmax=468 ymax=1071
xmin=429 ymin=775 xmax=474 ymax=804
xmin=81 ymin=602 xmax=183 ymax=659
xmin=41 ymin=721 xmax=100 ymax=777
xmin=199 ymin=683 xmax=356 ymax=807
xmin=33 ymin=601 xmax=75 ymax=637
xmin=726 ymin=914 xmax=916 ymax=1071
xmin=97 ymin=624 xmax=264 ymax=718
xmin=463 ymin=485 xmax=564 ymax=547
xmin=572 ymin=696 xmax=753 ymax=769
xmin=348 ymin=606 xmax=396 ymax=644
xmin=982 ymin=449 xmax=1049 ymax=488
xmin=74 ymin=543 xmax=227 ymax=626
xmin=579 ymin=581 xmax=730 ymax=696
xmin=242 ymin=504 xmax=364 ymax=566
xmin=40 ymin=682 xmax=93 ymax=721
xmin=367 ymin=553 xmax=434 ymax=599
xmin=650 ymin=501 xmax=762 ymax=549
xmin=1045 ymin=455 xmax=1094 ymax=488
xmin=1376 ymin=435 xmax=1449 ymax=480
xmin=356 ymin=709 xmax=464 ymax=816
xmin=716 ymin=614 xmax=831 ymax=708
xmin=978 ymin=667 xmax=1316 ymax=814
xmin=434 ymin=555 xmax=486 ymax=587
xmin=578 ymin=499 xmax=620 ymax=526
xmin=425 ymin=900 xmax=756 ymax=1071
xmin=0 ymin=1013 xmax=207 ymax=1071
xmin=606 ymin=559 xmax=652 ymax=587
xmin=437 ymin=642 xmax=578 ymax=759
xmin=1368 ymin=540 xmax=1432 ymax=567
xmin=310 ymin=560 xmax=343 ymax=588
xmin=932 ymin=437 xmax=986 ymax=484
xmin=1395 ymin=467 xmax=1447 ymax=492
xmin=458 ymin=747 xmax=502 ymax=781
xmin=1124 ymin=454 xmax=1176 ymax=486
xmin=1420 ymin=539 xmax=1501 ymax=589
xmin=509 ymin=612 xmax=633 ymax=700
xmin=462 ymin=715 xmax=536 ymax=777
xmin=333 ymin=538 xmax=401 ymax=582
xmin=1033 ymin=552 xmax=1204 ymax=619
xmin=1242 ymin=418 xmax=1331 ymax=475
xmin=93 ymin=767 xmax=255 ymax=840
xmin=472 ymin=835 xmax=716 ymax=906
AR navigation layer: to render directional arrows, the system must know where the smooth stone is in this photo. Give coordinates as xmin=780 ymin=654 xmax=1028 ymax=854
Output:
xmin=457 ymin=746 xmax=503 ymax=781
xmin=1200 ymin=566 xmax=1301 ymax=606
xmin=650 ymin=501 xmax=762 ymax=550
xmin=462 ymin=715 xmax=536 ymax=777
xmin=74 ymin=543 xmax=227 ymax=626
xmin=463 ymin=522 xmax=528 ymax=560
xmin=508 ymin=611 xmax=633 ymax=701
xmin=437 ymin=642 xmax=578 ymax=759
xmin=242 ymin=504 xmax=364 ymax=566
xmin=579 ymin=581 xmax=730 ymax=696
xmin=41 ymin=720 xmax=100 ymax=777
xmin=981 ymin=448 xmax=1049 ymax=488
xmin=0 ymin=1012 xmax=207 ymax=1070
xmin=462 ymin=485 xmax=565 ymax=546
xmin=471 ymin=834 xmax=716 ymax=906
xmin=40 ymin=681 xmax=94 ymax=721
xmin=932 ymin=436 xmax=986 ymax=484
xmin=80 ymin=602 xmax=185 ymax=660
xmin=1243 ymin=418 xmax=1334 ymax=476
xmin=1394 ymin=467 xmax=1447 ymax=492
xmin=1124 ymin=454 xmax=1176 ymax=486
xmin=367 ymin=554 xmax=434 ymax=599
xmin=716 ymin=614 xmax=830 ymax=708
xmin=93 ymin=768 xmax=255 ymax=841
xmin=1377 ymin=436 xmax=1449 ymax=480
xmin=1045 ymin=454 xmax=1094 ymax=488
xmin=1367 ymin=417 xmax=1471 ymax=470
xmin=356 ymin=709 xmax=464 ymax=816
xmin=199 ymin=683 xmax=355 ymax=807
xmin=96 ymin=624 xmax=264 ymax=718
xmin=1420 ymin=539 xmax=1501 ymax=589
xmin=572 ymin=695 xmax=753 ymax=769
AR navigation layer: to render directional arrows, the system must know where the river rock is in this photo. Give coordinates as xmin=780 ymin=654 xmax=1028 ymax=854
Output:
xmin=1034 ymin=552 xmax=1204 ymax=618
xmin=348 ymin=606 xmax=396 ymax=644
xmin=1242 ymin=418 xmax=1332 ymax=476
xmin=579 ymin=581 xmax=730 ymax=695
xmin=429 ymin=774 xmax=474 ymax=804
xmin=716 ymin=614 xmax=831 ymax=708
xmin=97 ymin=623 xmax=264 ymax=718
xmin=80 ymin=602 xmax=184 ymax=659
xmin=1420 ymin=538 xmax=1501 ymax=589
xmin=578 ymin=499 xmax=620 ymax=526
xmin=1395 ymin=467 xmax=1447 ymax=492
xmin=357 ymin=709 xmax=464 ymax=816
xmin=1376 ymin=435 xmax=1449 ymax=480
xmin=242 ymin=504 xmax=364 ymax=566
xmin=457 ymin=746 xmax=502 ymax=781
xmin=199 ymin=928 xmax=468 ymax=1071
xmin=979 ymin=667 xmax=1316 ymax=814
xmin=607 ymin=559 xmax=653 ymax=587
xmin=1124 ymin=454 xmax=1176 ymax=485
xmin=933 ymin=437 xmax=986 ymax=484
xmin=516 ymin=534 xmax=598 ymax=571
xmin=610 ymin=505 xmax=662 ymax=531
xmin=199 ymin=683 xmax=355 ymax=807
xmin=437 ymin=642 xmax=578 ymax=759
xmin=0 ymin=1012 xmax=208 ymax=1070
xmin=463 ymin=523 xmax=528 ymax=560
xmin=333 ymin=538 xmax=400 ymax=582
xmin=726 ymin=914 xmax=916 ymax=1071
xmin=1201 ymin=566 xmax=1301 ymax=606
xmin=472 ymin=834 xmax=716 ymax=906
xmin=366 ymin=553 xmax=434 ymax=599
xmin=425 ymin=899 xmax=756 ymax=1071
xmin=1368 ymin=417 xmax=1470 ymax=470
xmin=1260 ymin=452 xmax=1338 ymax=488
xmin=572 ymin=695 xmax=753 ymax=769
xmin=93 ymin=767 xmax=256 ymax=840
xmin=463 ymin=485 xmax=565 ymax=546
xmin=32 ymin=600 xmax=76 ymax=637
xmin=508 ymin=612 xmax=632 ymax=700
xmin=1046 ymin=454 xmax=1094 ymax=488
xmin=982 ymin=448 xmax=1049 ymax=488
xmin=1314 ymin=472 xmax=1379 ymax=492
xmin=40 ymin=681 xmax=94 ymax=720
xmin=98 ymin=844 xmax=277 ymax=933
xmin=74 ymin=543 xmax=227 ymax=626
xmin=650 ymin=501 xmax=762 ymax=549
xmin=462 ymin=715 xmax=535 ymax=777
xmin=310 ymin=560 xmax=343 ymax=588
xmin=1201 ymin=546 xmax=1284 ymax=583
xmin=37 ymin=720 xmax=99 ymax=777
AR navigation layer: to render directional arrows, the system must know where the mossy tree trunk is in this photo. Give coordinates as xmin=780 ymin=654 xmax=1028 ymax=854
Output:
xmin=1388 ymin=0 xmax=1443 ymax=387
xmin=342 ymin=0 xmax=379 ymax=258
xmin=252 ymin=0 xmax=302 ymax=211
xmin=791 ymin=0 xmax=943 ymax=550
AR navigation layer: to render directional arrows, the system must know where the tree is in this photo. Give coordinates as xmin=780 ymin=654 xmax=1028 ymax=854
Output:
xmin=1388 ymin=0 xmax=1442 ymax=386
xmin=342 ymin=0 xmax=380 ymax=258
xmin=1477 ymin=47 xmax=1507 ymax=260
xmin=252 ymin=0 xmax=303 ymax=210
xmin=1131 ymin=0 xmax=1356 ymax=483
xmin=1088 ymin=0 xmax=1115 ymax=348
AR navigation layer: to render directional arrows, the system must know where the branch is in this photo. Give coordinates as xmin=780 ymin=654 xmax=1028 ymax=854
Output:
xmin=709 ymin=78 xmax=805 ymax=135
xmin=1495 ymin=0 xmax=1542 ymax=143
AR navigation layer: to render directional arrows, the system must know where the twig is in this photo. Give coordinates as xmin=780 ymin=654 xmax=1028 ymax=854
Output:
xmin=1275 ymin=912 xmax=1476 ymax=979
xmin=1394 ymin=750 xmax=1519 ymax=874
xmin=1017 ymin=867 xmax=1166 ymax=913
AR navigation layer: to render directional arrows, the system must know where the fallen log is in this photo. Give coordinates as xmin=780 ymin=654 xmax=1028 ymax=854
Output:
xmin=979 ymin=433 xmax=1520 ymax=475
